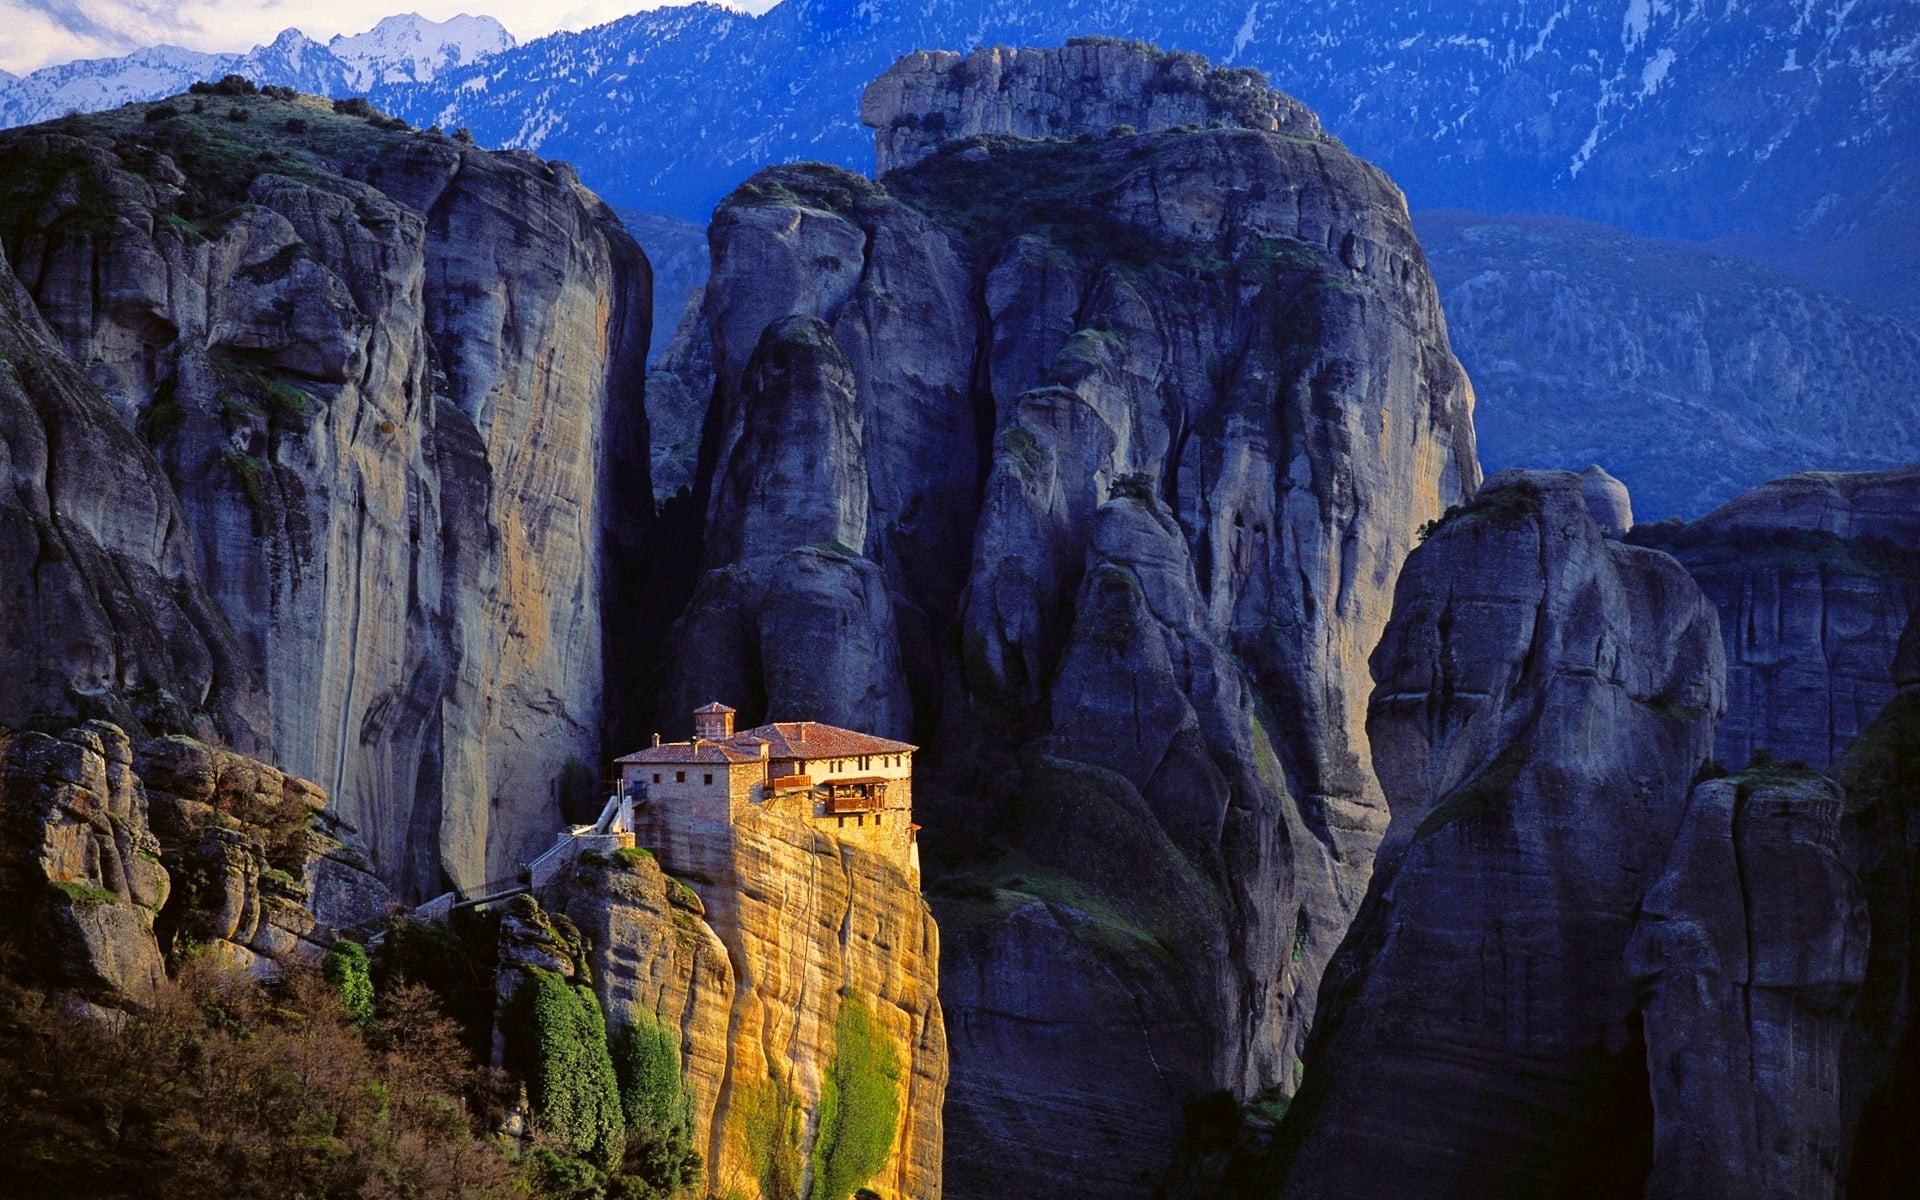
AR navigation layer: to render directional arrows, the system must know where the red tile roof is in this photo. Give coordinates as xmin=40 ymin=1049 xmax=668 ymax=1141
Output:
xmin=616 ymin=738 xmax=765 ymax=765
xmin=614 ymin=720 xmax=914 ymax=766
xmin=739 ymin=722 xmax=916 ymax=760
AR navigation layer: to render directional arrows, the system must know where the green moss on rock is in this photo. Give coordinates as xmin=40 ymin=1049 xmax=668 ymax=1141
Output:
xmin=811 ymin=993 xmax=902 ymax=1200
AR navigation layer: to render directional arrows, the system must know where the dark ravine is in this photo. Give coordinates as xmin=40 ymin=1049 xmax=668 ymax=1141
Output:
xmin=0 ymin=91 xmax=651 ymax=900
xmin=639 ymin=40 xmax=1477 ymax=1199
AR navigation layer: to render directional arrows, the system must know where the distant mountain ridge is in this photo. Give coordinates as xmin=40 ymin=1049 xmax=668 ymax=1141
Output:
xmin=7 ymin=2 xmax=1917 ymax=254
xmin=0 ymin=13 xmax=512 ymax=128
xmin=1418 ymin=209 xmax=1920 ymax=518
xmin=372 ymin=0 xmax=1920 ymax=243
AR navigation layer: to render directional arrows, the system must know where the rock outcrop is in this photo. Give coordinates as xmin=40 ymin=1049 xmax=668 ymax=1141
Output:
xmin=1274 ymin=470 xmax=1724 ymax=1197
xmin=1269 ymin=473 xmax=1920 ymax=1199
xmin=0 ymin=92 xmax=651 ymax=898
xmin=539 ymin=806 xmax=944 ymax=1200
xmin=1580 ymin=464 xmax=1632 ymax=535
xmin=0 ymin=719 xmax=388 ymax=1012
xmin=1630 ymin=464 xmax=1920 ymax=772
xmin=643 ymin=42 xmax=1476 ymax=1198
xmin=863 ymin=39 xmax=1324 ymax=175
xmin=1629 ymin=766 xmax=1868 ymax=1199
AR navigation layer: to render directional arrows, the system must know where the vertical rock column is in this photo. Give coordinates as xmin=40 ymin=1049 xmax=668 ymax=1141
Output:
xmin=1277 ymin=470 xmax=1724 ymax=1198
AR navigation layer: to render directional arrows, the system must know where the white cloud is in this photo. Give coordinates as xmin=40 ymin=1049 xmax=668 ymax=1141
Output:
xmin=0 ymin=1 xmax=780 ymax=74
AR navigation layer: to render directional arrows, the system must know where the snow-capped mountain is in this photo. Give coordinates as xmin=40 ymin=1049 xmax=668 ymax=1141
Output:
xmin=0 ymin=13 xmax=511 ymax=128
xmin=367 ymin=0 xmax=1920 ymax=245
xmin=329 ymin=13 xmax=516 ymax=90
xmin=1 ymin=43 xmax=242 ymax=127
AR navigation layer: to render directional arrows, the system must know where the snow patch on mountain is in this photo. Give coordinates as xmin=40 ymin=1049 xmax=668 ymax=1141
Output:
xmin=329 ymin=13 xmax=516 ymax=89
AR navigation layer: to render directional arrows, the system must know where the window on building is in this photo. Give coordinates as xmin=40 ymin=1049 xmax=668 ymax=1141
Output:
xmin=704 ymin=773 xmax=713 ymax=785
xmin=652 ymin=773 xmax=660 ymax=784
xmin=859 ymin=755 xmax=869 ymax=770
xmin=675 ymin=771 xmax=685 ymax=783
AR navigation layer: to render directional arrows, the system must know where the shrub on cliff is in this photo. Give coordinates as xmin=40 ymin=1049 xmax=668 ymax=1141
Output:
xmin=321 ymin=938 xmax=374 ymax=1026
xmin=374 ymin=911 xmax=500 ymax=1059
xmin=188 ymin=74 xmax=256 ymax=96
xmin=508 ymin=967 xmax=627 ymax=1169
xmin=810 ymin=994 xmax=902 ymax=1200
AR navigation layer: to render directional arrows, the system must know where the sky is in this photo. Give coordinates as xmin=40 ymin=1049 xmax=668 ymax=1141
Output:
xmin=0 ymin=1 xmax=781 ymax=75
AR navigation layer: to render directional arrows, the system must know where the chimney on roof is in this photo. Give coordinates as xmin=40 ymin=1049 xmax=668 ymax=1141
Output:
xmin=652 ymin=733 xmax=661 ymax=747
xmin=694 ymin=702 xmax=736 ymax=740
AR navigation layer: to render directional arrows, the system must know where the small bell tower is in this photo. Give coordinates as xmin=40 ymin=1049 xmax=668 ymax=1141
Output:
xmin=693 ymin=701 xmax=736 ymax=741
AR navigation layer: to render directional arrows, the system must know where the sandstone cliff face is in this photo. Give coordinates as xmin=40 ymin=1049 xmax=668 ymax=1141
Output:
xmin=645 ymin=43 xmax=1476 ymax=1198
xmin=541 ymin=808 xmax=944 ymax=1200
xmin=1630 ymin=464 xmax=1920 ymax=773
xmin=0 ymin=719 xmax=387 ymax=1013
xmin=0 ymin=94 xmax=651 ymax=898
xmin=1276 ymin=470 xmax=1724 ymax=1197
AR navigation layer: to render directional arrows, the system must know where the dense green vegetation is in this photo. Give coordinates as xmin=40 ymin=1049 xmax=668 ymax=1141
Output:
xmin=809 ymin=994 xmax=903 ymax=1200
xmin=506 ymin=968 xmax=627 ymax=1169
xmin=322 ymin=938 xmax=375 ymax=1027
xmin=612 ymin=1015 xmax=702 ymax=1195
xmin=732 ymin=1076 xmax=803 ymax=1200
xmin=372 ymin=911 xmax=502 ymax=1061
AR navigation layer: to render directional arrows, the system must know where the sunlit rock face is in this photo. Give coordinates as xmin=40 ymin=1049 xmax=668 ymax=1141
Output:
xmin=0 ymin=95 xmax=651 ymax=899
xmin=0 ymin=719 xmax=387 ymax=1013
xmin=643 ymin=41 xmax=1476 ymax=1198
xmin=541 ymin=809 xmax=945 ymax=1200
